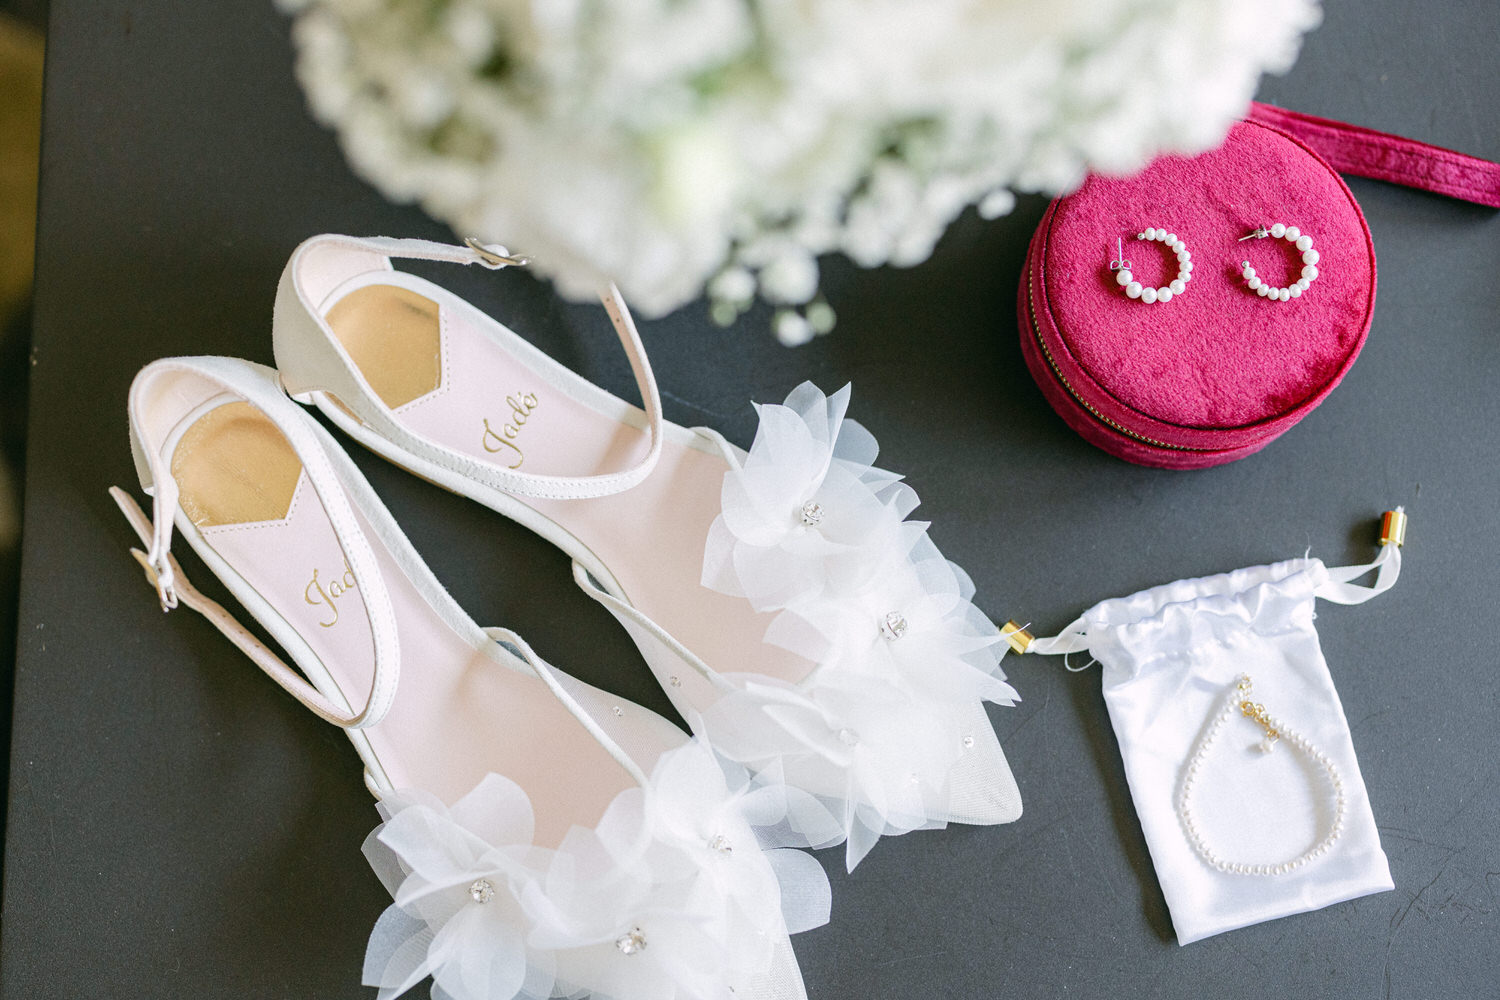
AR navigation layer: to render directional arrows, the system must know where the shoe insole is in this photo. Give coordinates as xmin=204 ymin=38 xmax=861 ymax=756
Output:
xmin=171 ymin=400 xmax=636 ymax=847
xmin=324 ymin=284 xmax=815 ymax=711
xmin=325 ymin=285 xmax=442 ymax=409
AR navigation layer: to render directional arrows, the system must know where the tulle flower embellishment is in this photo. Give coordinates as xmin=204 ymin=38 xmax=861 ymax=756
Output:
xmin=703 ymin=382 xmax=918 ymax=612
xmin=362 ymin=740 xmax=829 ymax=1000
xmin=701 ymin=382 xmax=1021 ymax=868
xmin=765 ymin=532 xmax=1021 ymax=708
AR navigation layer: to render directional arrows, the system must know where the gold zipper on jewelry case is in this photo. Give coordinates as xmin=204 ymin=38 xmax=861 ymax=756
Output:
xmin=1025 ymin=264 xmax=1217 ymax=453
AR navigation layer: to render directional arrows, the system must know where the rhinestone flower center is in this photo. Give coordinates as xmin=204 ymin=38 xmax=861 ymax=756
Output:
xmin=708 ymin=834 xmax=734 ymax=856
xmin=837 ymin=727 xmax=860 ymax=747
xmin=799 ymin=500 xmax=825 ymax=526
xmin=468 ymin=878 xmax=495 ymax=904
xmin=880 ymin=611 xmax=909 ymax=640
xmin=615 ymin=927 xmax=648 ymax=956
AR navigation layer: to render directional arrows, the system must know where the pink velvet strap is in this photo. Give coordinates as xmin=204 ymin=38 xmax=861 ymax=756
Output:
xmin=1249 ymin=101 xmax=1500 ymax=209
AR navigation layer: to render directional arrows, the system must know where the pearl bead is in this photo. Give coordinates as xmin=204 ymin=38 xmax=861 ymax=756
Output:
xmin=1270 ymin=223 xmax=1286 ymax=238
xmin=1116 ymin=268 xmax=1133 ymax=286
xmin=1181 ymin=260 xmax=1193 ymax=272
xmin=1180 ymin=269 xmax=1192 ymax=282
xmin=1177 ymin=250 xmax=1191 ymax=262
xmin=1141 ymin=287 xmax=1157 ymax=304
xmin=1257 ymin=284 xmax=1271 ymax=297
xmin=1126 ymin=281 xmax=1143 ymax=298
xmin=1164 ymin=232 xmax=1177 ymax=244
xmin=1172 ymin=240 xmax=1186 ymax=253
xmin=1279 ymin=288 xmax=1291 ymax=302
xmin=1284 ymin=226 xmax=1300 ymax=241
xmin=1242 ymin=266 xmax=1255 ymax=279
xmin=1297 ymin=278 xmax=1311 ymax=290
xmin=1247 ymin=276 xmax=1262 ymax=290
xmin=1170 ymin=279 xmax=1186 ymax=295
xmin=1302 ymin=264 xmax=1319 ymax=280
xmin=1296 ymin=235 xmax=1314 ymax=252
xmin=1157 ymin=287 xmax=1173 ymax=303
xmin=1303 ymin=249 xmax=1319 ymax=265
xmin=1144 ymin=228 xmax=1157 ymax=240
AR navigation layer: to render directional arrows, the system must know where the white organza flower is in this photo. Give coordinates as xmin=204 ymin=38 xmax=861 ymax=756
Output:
xmin=704 ymin=382 xmax=1018 ymax=702
xmin=278 ymin=0 xmax=1321 ymax=330
xmin=702 ymin=382 xmax=918 ymax=612
xmin=765 ymin=532 xmax=1021 ymax=708
xmin=698 ymin=382 xmax=1021 ymax=868
xmin=363 ymin=775 xmax=543 ymax=1000
xmin=362 ymin=740 xmax=829 ymax=1000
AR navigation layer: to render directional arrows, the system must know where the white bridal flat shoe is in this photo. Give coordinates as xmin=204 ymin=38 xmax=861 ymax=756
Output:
xmin=113 ymin=355 xmax=829 ymax=1000
xmin=273 ymin=235 xmax=1024 ymax=869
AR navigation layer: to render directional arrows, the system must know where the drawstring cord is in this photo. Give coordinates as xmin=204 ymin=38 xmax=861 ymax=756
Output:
xmin=1008 ymin=508 xmax=1407 ymax=669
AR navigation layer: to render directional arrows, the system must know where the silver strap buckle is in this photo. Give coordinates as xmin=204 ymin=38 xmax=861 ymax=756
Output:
xmin=464 ymin=237 xmax=531 ymax=269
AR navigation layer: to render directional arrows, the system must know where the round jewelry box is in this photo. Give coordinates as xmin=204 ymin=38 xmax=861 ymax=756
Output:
xmin=1018 ymin=119 xmax=1377 ymax=469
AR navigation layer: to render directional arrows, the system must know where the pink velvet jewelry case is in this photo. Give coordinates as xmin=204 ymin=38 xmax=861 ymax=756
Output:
xmin=1019 ymin=120 xmax=1377 ymax=469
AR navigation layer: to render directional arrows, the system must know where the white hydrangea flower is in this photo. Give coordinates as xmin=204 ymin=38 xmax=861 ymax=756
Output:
xmin=279 ymin=0 xmax=1321 ymax=333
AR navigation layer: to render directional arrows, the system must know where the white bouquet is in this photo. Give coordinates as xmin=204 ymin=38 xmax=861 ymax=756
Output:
xmin=280 ymin=0 xmax=1320 ymax=342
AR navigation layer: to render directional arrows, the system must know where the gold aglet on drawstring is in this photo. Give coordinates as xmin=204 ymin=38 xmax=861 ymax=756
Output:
xmin=1379 ymin=508 xmax=1408 ymax=548
xmin=1001 ymin=620 xmax=1035 ymax=655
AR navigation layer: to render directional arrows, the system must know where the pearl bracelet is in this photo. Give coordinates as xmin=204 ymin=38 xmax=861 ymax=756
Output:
xmin=1177 ymin=674 xmax=1346 ymax=876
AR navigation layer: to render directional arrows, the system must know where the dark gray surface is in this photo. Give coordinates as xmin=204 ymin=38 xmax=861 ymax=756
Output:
xmin=4 ymin=2 xmax=1497 ymax=998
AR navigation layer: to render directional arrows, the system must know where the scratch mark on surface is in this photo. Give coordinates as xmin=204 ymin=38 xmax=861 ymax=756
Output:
xmin=1383 ymin=860 xmax=1452 ymax=999
xmin=873 ymin=950 xmax=948 ymax=969
xmin=1003 ymin=686 xmax=1053 ymax=742
xmin=658 ymin=388 xmax=738 ymax=423
xmin=1389 ymin=863 xmax=1448 ymax=935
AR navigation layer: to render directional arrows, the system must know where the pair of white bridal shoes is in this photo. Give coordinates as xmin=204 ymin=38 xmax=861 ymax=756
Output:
xmin=113 ymin=235 xmax=1022 ymax=1000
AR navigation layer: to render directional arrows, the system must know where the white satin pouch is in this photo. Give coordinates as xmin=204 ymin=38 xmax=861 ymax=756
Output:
xmin=1025 ymin=518 xmax=1404 ymax=945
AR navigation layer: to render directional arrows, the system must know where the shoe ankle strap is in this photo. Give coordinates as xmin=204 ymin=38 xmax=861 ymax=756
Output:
xmin=111 ymin=486 xmax=396 ymax=729
xmin=120 ymin=356 xmax=401 ymax=730
xmin=273 ymin=234 xmax=665 ymax=502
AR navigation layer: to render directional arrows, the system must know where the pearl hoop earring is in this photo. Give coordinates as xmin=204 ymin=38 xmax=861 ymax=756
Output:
xmin=1109 ymin=229 xmax=1193 ymax=304
xmin=1239 ymin=223 xmax=1321 ymax=302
